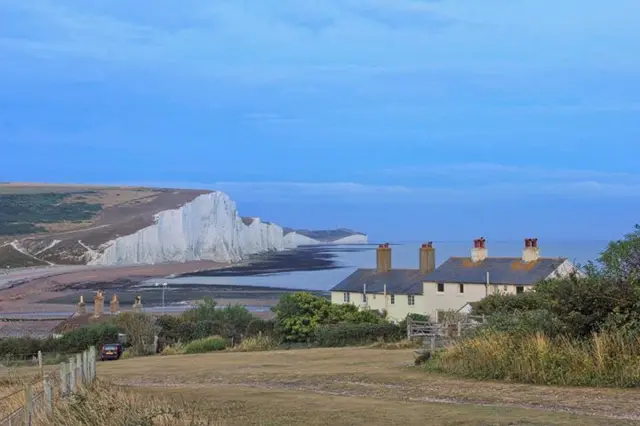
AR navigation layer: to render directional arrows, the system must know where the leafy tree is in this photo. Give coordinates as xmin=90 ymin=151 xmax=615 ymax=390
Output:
xmin=272 ymin=292 xmax=386 ymax=343
xmin=114 ymin=312 xmax=159 ymax=355
xmin=273 ymin=292 xmax=333 ymax=343
xmin=596 ymin=224 xmax=640 ymax=282
xmin=182 ymin=297 xmax=218 ymax=322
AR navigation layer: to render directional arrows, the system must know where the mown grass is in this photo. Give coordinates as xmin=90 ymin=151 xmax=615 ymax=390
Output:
xmin=426 ymin=329 xmax=640 ymax=387
xmin=3 ymin=348 xmax=640 ymax=425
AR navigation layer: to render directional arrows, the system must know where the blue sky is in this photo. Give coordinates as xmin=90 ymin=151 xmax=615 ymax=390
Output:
xmin=1 ymin=0 xmax=639 ymax=242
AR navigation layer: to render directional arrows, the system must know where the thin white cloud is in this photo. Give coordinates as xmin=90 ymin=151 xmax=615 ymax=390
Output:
xmin=384 ymin=163 xmax=640 ymax=183
xmin=210 ymin=178 xmax=640 ymax=203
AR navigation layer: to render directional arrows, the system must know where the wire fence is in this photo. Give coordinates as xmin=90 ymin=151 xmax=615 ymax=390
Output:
xmin=0 ymin=346 xmax=97 ymax=426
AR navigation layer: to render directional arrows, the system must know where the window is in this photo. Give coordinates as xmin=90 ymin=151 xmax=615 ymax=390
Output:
xmin=516 ymin=286 xmax=524 ymax=294
xmin=390 ymin=294 xmax=395 ymax=305
xmin=459 ymin=283 xmax=464 ymax=294
xmin=503 ymin=285 xmax=508 ymax=292
xmin=362 ymin=293 xmax=367 ymax=303
xmin=437 ymin=282 xmax=444 ymax=292
xmin=408 ymin=295 xmax=415 ymax=306
xmin=343 ymin=292 xmax=350 ymax=303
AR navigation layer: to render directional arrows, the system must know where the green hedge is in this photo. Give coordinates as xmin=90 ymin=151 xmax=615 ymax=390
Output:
xmin=0 ymin=323 xmax=121 ymax=359
xmin=183 ymin=336 xmax=227 ymax=354
xmin=314 ymin=323 xmax=403 ymax=347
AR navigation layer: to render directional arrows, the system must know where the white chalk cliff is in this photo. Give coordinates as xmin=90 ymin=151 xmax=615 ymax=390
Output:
xmin=90 ymin=192 xmax=285 ymax=265
xmin=90 ymin=191 xmax=368 ymax=266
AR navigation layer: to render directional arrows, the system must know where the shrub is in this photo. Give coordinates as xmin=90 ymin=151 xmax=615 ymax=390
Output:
xmin=484 ymin=309 xmax=567 ymax=338
xmin=245 ymin=319 xmax=276 ymax=337
xmin=314 ymin=323 xmax=403 ymax=347
xmin=156 ymin=315 xmax=184 ymax=344
xmin=231 ymin=334 xmax=278 ymax=352
xmin=181 ymin=298 xmax=256 ymax=343
xmin=53 ymin=323 xmax=122 ymax=354
xmin=183 ymin=336 xmax=227 ymax=354
xmin=425 ymin=328 xmax=640 ymax=387
xmin=114 ymin=313 xmax=159 ymax=356
xmin=176 ymin=321 xmax=197 ymax=343
xmin=160 ymin=343 xmax=185 ymax=356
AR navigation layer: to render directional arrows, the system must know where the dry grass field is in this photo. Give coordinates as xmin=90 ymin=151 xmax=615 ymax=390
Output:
xmin=58 ymin=347 xmax=640 ymax=425
xmin=3 ymin=347 xmax=640 ymax=425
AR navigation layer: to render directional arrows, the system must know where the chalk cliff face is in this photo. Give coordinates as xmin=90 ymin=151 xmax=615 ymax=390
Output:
xmin=90 ymin=192 xmax=285 ymax=265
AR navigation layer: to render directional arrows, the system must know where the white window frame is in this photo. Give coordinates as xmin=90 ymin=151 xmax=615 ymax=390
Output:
xmin=437 ymin=282 xmax=445 ymax=293
xmin=390 ymin=294 xmax=395 ymax=305
xmin=408 ymin=295 xmax=415 ymax=306
xmin=343 ymin=292 xmax=350 ymax=303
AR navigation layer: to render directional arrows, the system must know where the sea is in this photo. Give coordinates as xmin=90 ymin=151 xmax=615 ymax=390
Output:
xmin=150 ymin=240 xmax=608 ymax=293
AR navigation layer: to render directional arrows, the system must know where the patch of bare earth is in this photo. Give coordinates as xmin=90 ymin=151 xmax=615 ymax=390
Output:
xmin=85 ymin=348 xmax=640 ymax=425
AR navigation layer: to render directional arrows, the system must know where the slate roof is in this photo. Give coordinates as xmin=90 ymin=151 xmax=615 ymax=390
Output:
xmin=330 ymin=257 xmax=569 ymax=295
xmin=423 ymin=257 xmax=568 ymax=285
xmin=330 ymin=269 xmax=431 ymax=295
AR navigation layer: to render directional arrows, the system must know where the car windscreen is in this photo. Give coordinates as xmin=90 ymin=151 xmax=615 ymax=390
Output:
xmin=103 ymin=345 xmax=118 ymax=350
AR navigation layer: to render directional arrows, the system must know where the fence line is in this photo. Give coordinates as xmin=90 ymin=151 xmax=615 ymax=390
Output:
xmin=407 ymin=316 xmax=486 ymax=351
xmin=0 ymin=346 xmax=97 ymax=426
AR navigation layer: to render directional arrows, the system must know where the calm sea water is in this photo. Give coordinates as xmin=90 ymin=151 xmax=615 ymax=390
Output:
xmin=156 ymin=240 xmax=609 ymax=292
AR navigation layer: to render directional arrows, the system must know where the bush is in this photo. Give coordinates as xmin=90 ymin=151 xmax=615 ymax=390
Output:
xmin=53 ymin=323 xmax=122 ymax=354
xmin=156 ymin=315 xmax=184 ymax=344
xmin=425 ymin=328 xmax=640 ymax=388
xmin=160 ymin=343 xmax=185 ymax=356
xmin=0 ymin=323 xmax=121 ymax=361
xmin=314 ymin=323 xmax=403 ymax=347
xmin=181 ymin=298 xmax=256 ymax=343
xmin=114 ymin=313 xmax=159 ymax=356
xmin=231 ymin=334 xmax=278 ymax=352
xmin=245 ymin=319 xmax=276 ymax=337
xmin=484 ymin=309 xmax=567 ymax=338
xmin=183 ymin=336 xmax=227 ymax=354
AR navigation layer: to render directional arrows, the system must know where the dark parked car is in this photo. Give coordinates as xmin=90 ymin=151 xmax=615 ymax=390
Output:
xmin=100 ymin=343 xmax=123 ymax=361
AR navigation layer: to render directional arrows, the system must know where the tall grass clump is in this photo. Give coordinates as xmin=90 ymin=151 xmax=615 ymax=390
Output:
xmin=49 ymin=383 xmax=216 ymax=426
xmin=183 ymin=336 xmax=227 ymax=354
xmin=231 ymin=334 xmax=278 ymax=352
xmin=425 ymin=328 xmax=640 ymax=387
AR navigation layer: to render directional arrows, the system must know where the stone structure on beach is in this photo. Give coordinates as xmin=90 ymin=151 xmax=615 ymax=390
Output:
xmin=133 ymin=295 xmax=142 ymax=313
xmin=94 ymin=290 xmax=105 ymax=317
xmin=109 ymin=294 xmax=120 ymax=315
xmin=76 ymin=295 xmax=86 ymax=315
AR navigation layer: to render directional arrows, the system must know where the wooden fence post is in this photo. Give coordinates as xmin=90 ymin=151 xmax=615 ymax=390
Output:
xmin=43 ymin=375 xmax=53 ymax=416
xmin=457 ymin=321 xmax=462 ymax=337
xmin=90 ymin=346 xmax=96 ymax=382
xmin=75 ymin=353 xmax=83 ymax=385
xmin=37 ymin=351 xmax=43 ymax=378
xmin=430 ymin=335 xmax=436 ymax=351
xmin=59 ymin=362 xmax=68 ymax=396
xmin=23 ymin=383 xmax=33 ymax=426
xmin=406 ymin=316 xmax=412 ymax=339
xmin=82 ymin=351 xmax=88 ymax=384
xmin=69 ymin=357 xmax=76 ymax=394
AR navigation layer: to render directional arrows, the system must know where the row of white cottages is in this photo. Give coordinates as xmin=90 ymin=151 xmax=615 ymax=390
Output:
xmin=329 ymin=238 xmax=581 ymax=323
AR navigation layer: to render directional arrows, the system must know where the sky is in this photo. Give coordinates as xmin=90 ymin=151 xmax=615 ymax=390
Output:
xmin=1 ymin=0 xmax=639 ymax=243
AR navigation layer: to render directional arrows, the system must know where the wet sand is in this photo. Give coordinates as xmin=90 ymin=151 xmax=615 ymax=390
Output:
xmin=0 ymin=246 xmax=356 ymax=315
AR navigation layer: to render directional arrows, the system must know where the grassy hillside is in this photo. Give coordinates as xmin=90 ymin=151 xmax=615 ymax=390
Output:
xmin=0 ymin=183 xmax=209 ymax=267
